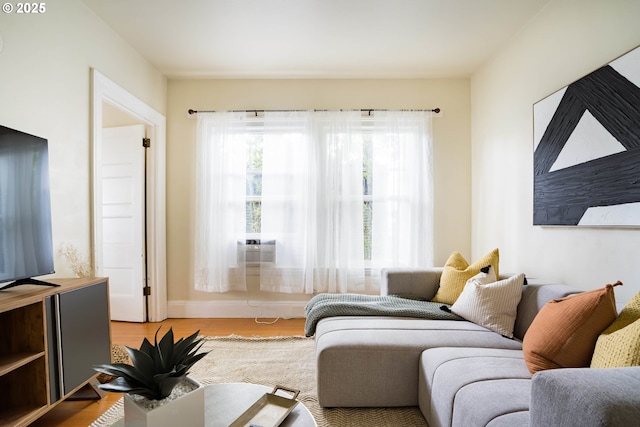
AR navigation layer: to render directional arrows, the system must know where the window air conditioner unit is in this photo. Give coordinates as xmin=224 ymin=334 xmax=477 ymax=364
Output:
xmin=238 ymin=239 xmax=276 ymax=265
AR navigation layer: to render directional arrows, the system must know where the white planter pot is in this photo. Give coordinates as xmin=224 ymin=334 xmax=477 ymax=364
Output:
xmin=123 ymin=377 xmax=205 ymax=427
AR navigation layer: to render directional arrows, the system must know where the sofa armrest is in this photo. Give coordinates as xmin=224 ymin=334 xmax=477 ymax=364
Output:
xmin=530 ymin=367 xmax=640 ymax=427
xmin=380 ymin=268 xmax=443 ymax=300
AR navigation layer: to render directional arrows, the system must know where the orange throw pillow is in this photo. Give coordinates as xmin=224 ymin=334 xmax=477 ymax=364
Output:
xmin=522 ymin=282 xmax=621 ymax=375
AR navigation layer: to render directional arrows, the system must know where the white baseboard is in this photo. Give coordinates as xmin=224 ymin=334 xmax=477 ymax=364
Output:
xmin=167 ymin=300 xmax=307 ymax=319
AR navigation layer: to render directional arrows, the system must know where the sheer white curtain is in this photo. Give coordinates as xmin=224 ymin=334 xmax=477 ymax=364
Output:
xmin=194 ymin=112 xmax=248 ymax=292
xmin=193 ymin=110 xmax=434 ymax=294
xmin=312 ymin=110 xmax=367 ymax=293
xmin=259 ymin=111 xmax=316 ymax=293
xmin=369 ymin=111 xmax=434 ymax=284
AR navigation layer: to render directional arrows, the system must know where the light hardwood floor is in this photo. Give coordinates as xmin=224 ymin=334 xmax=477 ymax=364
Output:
xmin=31 ymin=317 xmax=306 ymax=427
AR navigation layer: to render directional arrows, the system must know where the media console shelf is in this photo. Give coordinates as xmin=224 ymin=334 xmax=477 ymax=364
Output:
xmin=0 ymin=277 xmax=111 ymax=427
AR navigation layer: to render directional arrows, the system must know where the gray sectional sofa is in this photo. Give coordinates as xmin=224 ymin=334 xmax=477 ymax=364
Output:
xmin=314 ymin=268 xmax=640 ymax=426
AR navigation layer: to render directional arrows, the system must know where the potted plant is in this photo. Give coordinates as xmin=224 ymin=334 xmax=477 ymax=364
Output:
xmin=94 ymin=327 xmax=208 ymax=427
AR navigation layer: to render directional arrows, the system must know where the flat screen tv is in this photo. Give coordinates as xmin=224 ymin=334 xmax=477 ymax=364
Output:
xmin=0 ymin=125 xmax=56 ymax=290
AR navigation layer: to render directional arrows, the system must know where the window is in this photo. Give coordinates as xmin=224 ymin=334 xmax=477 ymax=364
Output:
xmin=363 ymin=134 xmax=373 ymax=261
xmin=244 ymin=129 xmax=375 ymax=261
xmin=194 ymin=110 xmax=434 ymax=294
xmin=245 ymin=135 xmax=263 ymax=234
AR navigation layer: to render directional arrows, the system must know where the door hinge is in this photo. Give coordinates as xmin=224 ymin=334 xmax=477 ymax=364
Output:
xmin=142 ymin=137 xmax=151 ymax=148
xmin=143 ymin=286 xmax=151 ymax=296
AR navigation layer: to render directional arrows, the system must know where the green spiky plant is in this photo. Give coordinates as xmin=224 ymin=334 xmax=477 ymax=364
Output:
xmin=94 ymin=327 xmax=208 ymax=401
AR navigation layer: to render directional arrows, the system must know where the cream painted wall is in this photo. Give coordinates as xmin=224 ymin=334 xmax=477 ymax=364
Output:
xmin=166 ymin=79 xmax=471 ymax=310
xmin=471 ymin=0 xmax=640 ymax=304
xmin=0 ymin=0 xmax=166 ymax=278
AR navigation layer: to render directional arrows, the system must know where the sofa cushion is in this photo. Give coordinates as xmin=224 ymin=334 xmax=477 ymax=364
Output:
xmin=432 ymin=248 xmax=499 ymax=305
xmin=522 ymin=282 xmax=620 ymax=374
xmin=316 ymin=316 xmax=521 ymax=407
xmin=452 ymin=379 xmax=530 ymax=427
xmin=451 ymin=273 xmax=525 ymax=338
xmin=418 ymin=347 xmax=530 ymax=427
xmin=591 ymin=290 xmax=640 ymax=368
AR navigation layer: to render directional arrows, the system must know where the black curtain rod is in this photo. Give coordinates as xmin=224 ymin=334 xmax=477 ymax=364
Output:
xmin=188 ymin=108 xmax=441 ymax=116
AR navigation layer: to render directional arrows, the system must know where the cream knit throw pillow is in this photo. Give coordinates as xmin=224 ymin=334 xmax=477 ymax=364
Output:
xmin=451 ymin=272 xmax=525 ymax=338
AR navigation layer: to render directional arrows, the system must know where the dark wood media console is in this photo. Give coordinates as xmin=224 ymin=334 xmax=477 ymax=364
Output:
xmin=0 ymin=278 xmax=111 ymax=427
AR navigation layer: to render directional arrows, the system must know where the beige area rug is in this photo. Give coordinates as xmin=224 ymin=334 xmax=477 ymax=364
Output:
xmin=90 ymin=335 xmax=427 ymax=427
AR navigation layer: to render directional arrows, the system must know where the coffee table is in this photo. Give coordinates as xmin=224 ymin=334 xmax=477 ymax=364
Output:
xmin=108 ymin=382 xmax=316 ymax=427
xmin=205 ymin=383 xmax=317 ymax=427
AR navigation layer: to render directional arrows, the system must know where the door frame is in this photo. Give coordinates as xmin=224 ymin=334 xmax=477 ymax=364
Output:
xmin=91 ymin=69 xmax=167 ymax=321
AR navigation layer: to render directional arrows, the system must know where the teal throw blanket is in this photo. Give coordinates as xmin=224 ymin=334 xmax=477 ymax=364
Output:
xmin=304 ymin=293 xmax=462 ymax=337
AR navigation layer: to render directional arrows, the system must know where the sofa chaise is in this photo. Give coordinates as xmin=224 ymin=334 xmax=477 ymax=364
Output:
xmin=313 ymin=267 xmax=640 ymax=426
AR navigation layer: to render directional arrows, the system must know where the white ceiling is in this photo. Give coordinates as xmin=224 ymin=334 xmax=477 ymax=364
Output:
xmin=81 ymin=0 xmax=550 ymax=79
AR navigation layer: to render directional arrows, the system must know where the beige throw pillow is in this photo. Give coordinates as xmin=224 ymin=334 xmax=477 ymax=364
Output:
xmin=451 ymin=272 xmax=525 ymax=338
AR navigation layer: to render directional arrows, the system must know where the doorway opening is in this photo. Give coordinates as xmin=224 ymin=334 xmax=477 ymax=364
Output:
xmin=91 ymin=70 xmax=167 ymax=322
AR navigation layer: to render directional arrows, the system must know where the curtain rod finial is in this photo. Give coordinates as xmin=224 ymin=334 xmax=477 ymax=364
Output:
xmin=188 ymin=109 xmax=197 ymax=115
xmin=433 ymin=108 xmax=441 ymax=114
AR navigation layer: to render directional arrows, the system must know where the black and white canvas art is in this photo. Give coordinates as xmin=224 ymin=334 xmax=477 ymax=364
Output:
xmin=533 ymin=45 xmax=640 ymax=226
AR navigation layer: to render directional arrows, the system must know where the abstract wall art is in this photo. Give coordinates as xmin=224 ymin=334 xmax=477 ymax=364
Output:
xmin=533 ymin=45 xmax=640 ymax=226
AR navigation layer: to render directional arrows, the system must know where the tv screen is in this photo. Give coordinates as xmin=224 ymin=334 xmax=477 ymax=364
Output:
xmin=0 ymin=125 xmax=55 ymax=288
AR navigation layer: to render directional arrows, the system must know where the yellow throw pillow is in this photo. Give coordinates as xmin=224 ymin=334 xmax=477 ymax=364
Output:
xmin=431 ymin=248 xmax=499 ymax=305
xmin=522 ymin=282 xmax=620 ymax=375
xmin=591 ymin=291 xmax=640 ymax=368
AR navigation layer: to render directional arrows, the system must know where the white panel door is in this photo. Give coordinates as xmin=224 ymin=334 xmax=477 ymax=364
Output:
xmin=101 ymin=125 xmax=146 ymax=322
